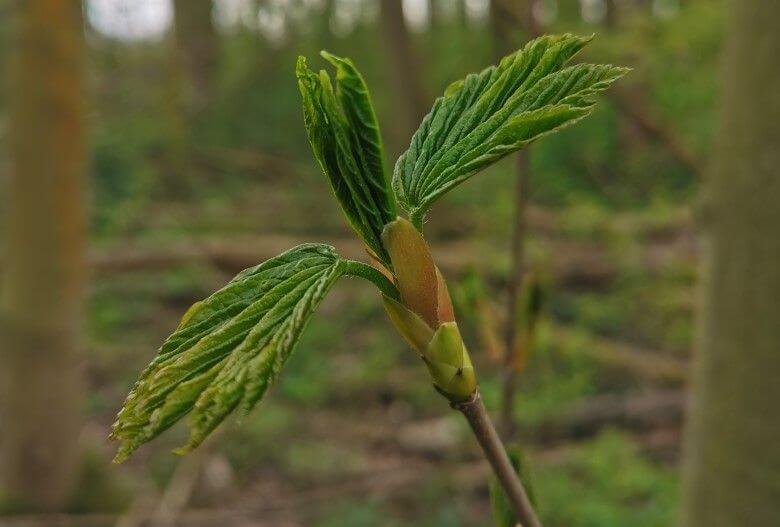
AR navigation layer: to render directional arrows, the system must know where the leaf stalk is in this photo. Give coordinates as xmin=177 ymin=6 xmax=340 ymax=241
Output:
xmin=342 ymin=259 xmax=400 ymax=300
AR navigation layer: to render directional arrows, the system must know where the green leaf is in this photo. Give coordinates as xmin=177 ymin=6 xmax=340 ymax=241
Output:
xmin=297 ymin=53 xmax=395 ymax=265
xmin=393 ymin=34 xmax=629 ymax=226
xmin=111 ymin=245 xmax=394 ymax=462
xmin=490 ymin=448 xmax=538 ymax=527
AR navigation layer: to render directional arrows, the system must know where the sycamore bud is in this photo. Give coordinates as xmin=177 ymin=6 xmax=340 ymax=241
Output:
xmin=424 ymin=323 xmax=476 ymax=401
xmin=381 ymin=217 xmax=477 ymax=402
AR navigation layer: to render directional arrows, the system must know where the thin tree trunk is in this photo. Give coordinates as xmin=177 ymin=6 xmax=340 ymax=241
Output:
xmin=172 ymin=0 xmax=219 ymax=112
xmin=491 ymin=0 xmax=537 ymax=438
xmin=680 ymin=1 xmax=780 ymax=525
xmin=379 ymin=0 xmax=428 ymax=138
xmin=163 ymin=0 xmax=219 ymax=196
xmin=499 ymin=152 xmax=530 ymax=437
xmin=557 ymin=0 xmax=582 ymax=23
xmin=1 ymin=0 xmax=86 ymax=511
xmin=604 ymin=0 xmax=617 ymax=28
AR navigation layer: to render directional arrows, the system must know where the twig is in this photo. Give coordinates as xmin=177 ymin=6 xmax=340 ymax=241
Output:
xmin=149 ymin=448 xmax=207 ymax=527
xmin=454 ymin=391 xmax=542 ymax=527
xmin=492 ymin=0 xmax=539 ymax=440
xmin=501 ymin=152 xmax=530 ymax=437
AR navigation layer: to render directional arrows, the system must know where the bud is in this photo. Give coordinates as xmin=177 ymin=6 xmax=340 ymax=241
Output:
xmin=424 ymin=323 xmax=477 ymax=401
xmin=380 ymin=217 xmax=477 ymax=402
xmin=382 ymin=294 xmax=434 ymax=354
xmin=382 ymin=217 xmax=439 ymax=326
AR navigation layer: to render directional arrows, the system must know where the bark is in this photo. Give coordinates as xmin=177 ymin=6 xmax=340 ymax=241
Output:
xmin=1 ymin=0 xmax=86 ymax=511
xmin=379 ymin=0 xmax=428 ymax=138
xmin=680 ymin=1 xmax=780 ymax=525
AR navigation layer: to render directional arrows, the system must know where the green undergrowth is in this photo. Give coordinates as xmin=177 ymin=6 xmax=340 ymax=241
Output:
xmin=535 ymin=431 xmax=678 ymax=527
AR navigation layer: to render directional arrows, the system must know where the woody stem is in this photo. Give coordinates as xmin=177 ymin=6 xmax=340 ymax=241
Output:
xmin=453 ymin=391 xmax=542 ymax=527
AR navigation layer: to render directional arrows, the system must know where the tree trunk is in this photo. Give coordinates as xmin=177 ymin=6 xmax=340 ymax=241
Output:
xmin=163 ymin=0 xmax=219 ymax=196
xmin=379 ymin=0 xmax=428 ymax=139
xmin=556 ymin=0 xmax=582 ymax=23
xmin=604 ymin=0 xmax=617 ymax=28
xmin=491 ymin=0 xmax=536 ymax=437
xmin=680 ymin=1 xmax=780 ymax=526
xmin=172 ymin=0 xmax=219 ymax=112
xmin=1 ymin=0 xmax=86 ymax=511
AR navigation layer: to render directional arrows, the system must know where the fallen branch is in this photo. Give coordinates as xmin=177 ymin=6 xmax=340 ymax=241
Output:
xmin=551 ymin=322 xmax=689 ymax=386
xmin=534 ymin=389 xmax=685 ymax=443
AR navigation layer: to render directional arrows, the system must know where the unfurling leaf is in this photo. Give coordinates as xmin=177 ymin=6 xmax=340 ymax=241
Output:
xmin=393 ymin=33 xmax=629 ymax=226
xmin=111 ymin=245 xmax=391 ymax=462
xmin=297 ymin=53 xmax=395 ymax=265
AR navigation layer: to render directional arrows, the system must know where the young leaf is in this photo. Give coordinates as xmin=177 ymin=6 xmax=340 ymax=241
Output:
xmin=297 ymin=53 xmax=395 ymax=265
xmin=111 ymin=245 xmax=392 ymax=462
xmin=393 ymin=34 xmax=629 ymax=226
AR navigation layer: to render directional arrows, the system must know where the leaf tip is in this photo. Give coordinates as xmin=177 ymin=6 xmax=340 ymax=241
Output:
xmin=319 ymin=49 xmax=336 ymax=62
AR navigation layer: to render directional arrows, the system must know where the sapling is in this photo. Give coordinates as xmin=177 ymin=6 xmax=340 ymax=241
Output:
xmin=112 ymin=34 xmax=626 ymax=526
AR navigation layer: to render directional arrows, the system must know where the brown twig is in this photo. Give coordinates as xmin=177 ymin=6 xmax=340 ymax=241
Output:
xmin=500 ymin=153 xmax=530 ymax=437
xmin=454 ymin=391 xmax=542 ymax=527
xmin=491 ymin=0 xmax=539 ymax=440
xmin=149 ymin=447 xmax=207 ymax=527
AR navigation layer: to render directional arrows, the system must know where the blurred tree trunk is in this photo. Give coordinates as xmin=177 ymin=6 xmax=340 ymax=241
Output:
xmin=493 ymin=0 xmax=538 ymax=39
xmin=172 ymin=0 xmax=219 ymax=112
xmin=428 ymin=0 xmax=438 ymax=28
xmin=163 ymin=0 xmax=219 ymax=196
xmin=379 ymin=0 xmax=428 ymax=138
xmin=1 ymin=0 xmax=86 ymax=511
xmin=680 ymin=1 xmax=780 ymax=526
xmin=318 ymin=0 xmax=335 ymax=50
xmin=454 ymin=0 xmax=467 ymax=29
xmin=557 ymin=0 xmax=582 ymax=23
xmin=491 ymin=0 xmax=537 ymax=438
xmin=604 ymin=0 xmax=617 ymax=28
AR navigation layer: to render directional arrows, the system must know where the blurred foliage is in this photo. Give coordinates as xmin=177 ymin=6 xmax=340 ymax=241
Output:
xmin=81 ymin=0 xmax=724 ymax=236
xmin=0 ymin=0 xmax=726 ymax=521
xmin=536 ymin=431 xmax=677 ymax=527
